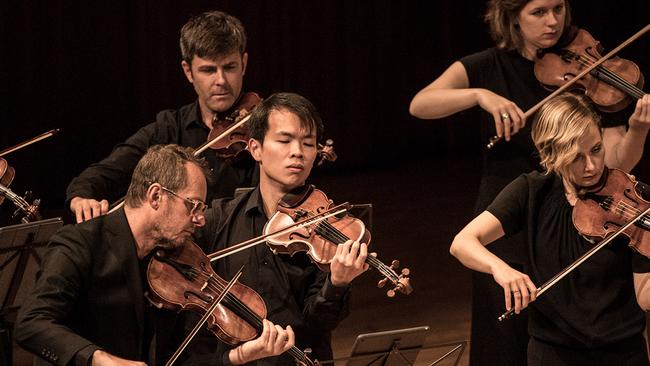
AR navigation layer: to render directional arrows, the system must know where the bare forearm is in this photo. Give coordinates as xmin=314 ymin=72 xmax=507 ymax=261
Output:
xmin=410 ymin=88 xmax=486 ymax=119
xmin=608 ymin=125 xmax=650 ymax=172
xmin=449 ymin=233 xmax=508 ymax=275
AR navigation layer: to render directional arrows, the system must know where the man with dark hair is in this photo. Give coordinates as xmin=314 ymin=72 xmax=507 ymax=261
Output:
xmin=15 ymin=145 xmax=295 ymax=366
xmin=186 ymin=93 xmax=368 ymax=365
xmin=66 ymin=11 xmax=259 ymax=223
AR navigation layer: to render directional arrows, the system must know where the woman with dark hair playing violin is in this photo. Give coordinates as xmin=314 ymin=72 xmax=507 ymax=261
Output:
xmin=450 ymin=92 xmax=650 ymax=366
xmin=183 ymin=92 xmax=369 ymax=365
xmin=409 ymin=0 xmax=650 ymax=364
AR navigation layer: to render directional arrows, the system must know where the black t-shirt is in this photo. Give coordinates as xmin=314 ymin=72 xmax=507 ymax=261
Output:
xmin=487 ymin=171 xmax=650 ymax=348
xmin=460 ymin=48 xmax=626 ymax=213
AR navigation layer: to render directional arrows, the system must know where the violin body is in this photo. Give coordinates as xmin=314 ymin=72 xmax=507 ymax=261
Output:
xmin=266 ymin=187 xmax=370 ymax=271
xmin=264 ymin=185 xmax=412 ymax=297
xmin=208 ymin=92 xmax=262 ymax=162
xmin=572 ymin=168 xmax=650 ymax=256
xmin=535 ymin=28 xmax=645 ymax=113
xmin=0 ymin=158 xmax=15 ymax=205
xmin=147 ymin=240 xmax=320 ymax=365
xmin=147 ymin=240 xmax=266 ymax=344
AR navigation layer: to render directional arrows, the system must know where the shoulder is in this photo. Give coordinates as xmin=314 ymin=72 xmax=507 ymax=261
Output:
xmin=154 ymin=101 xmax=198 ymax=125
xmin=459 ymin=47 xmax=500 ymax=67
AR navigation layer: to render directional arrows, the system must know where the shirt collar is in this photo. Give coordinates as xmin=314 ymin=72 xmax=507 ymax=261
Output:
xmin=244 ymin=186 xmax=266 ymax=217
xmin=181 ymin=101 xmax=206 ymax=130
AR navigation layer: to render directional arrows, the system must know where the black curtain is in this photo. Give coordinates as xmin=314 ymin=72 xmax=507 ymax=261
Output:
xmin=2 ymin=0 xmax=649 ymax=212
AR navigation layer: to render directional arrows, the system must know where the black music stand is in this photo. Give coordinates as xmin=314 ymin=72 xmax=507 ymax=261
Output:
xmin=0 ymin=218 xmax=62 ymax=366
xmin=320 ymin=326 xmax=467 ymax=366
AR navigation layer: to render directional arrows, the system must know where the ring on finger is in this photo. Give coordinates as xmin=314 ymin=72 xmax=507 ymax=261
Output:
xmin=501 ymin=112 xmax=510 ymax=120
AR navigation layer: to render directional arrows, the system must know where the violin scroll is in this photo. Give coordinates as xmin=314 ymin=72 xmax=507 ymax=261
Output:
xmin=377 ymin=259 xmax=412 ymax=297
xmin=317 ymin=139 xmax=337 ymax=166
xmin=0 ymin=158 xmax=41 ymax=223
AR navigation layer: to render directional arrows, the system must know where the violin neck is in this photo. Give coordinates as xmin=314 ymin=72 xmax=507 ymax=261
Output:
xmin=220 ymin=292 xmax=315 ymax=365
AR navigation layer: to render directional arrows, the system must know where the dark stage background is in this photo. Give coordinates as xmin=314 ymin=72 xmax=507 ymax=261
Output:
xmin=2 ymin=0 xmax=649 ymax=214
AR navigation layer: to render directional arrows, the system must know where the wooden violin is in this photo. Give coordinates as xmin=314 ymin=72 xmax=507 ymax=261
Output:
xmin=487 ymin=24 xmax=650 ymax=149
xmin=208 ymin=92 xmax=262 ymax=162
xmin=264 ymin=185 xmax=412 ymax=297
xmin=147 ymin=240 xmax=318 ymax=366
xmin=205 ymin=92 xmax=337 ymax=165
xmin=499 ymin=168 xmax=650 ymax=321
xmin=535 ymin=28 xmax=645 ymax=113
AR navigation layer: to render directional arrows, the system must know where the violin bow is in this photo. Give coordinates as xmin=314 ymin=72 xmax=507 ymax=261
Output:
xmin=165 ymin=266 xmax=244 ymax=366
xmin=0 ymin=129 xmax=60 ymax=157
xmin=208 ymin=203 xmax=351 ymax=262
xmin=108 ymin=115 xmax=253 ymax=214
xmin=498 ymin=205 xmax=650 ymax=321
xmin=487 ymin=23 xmax=650 ymax=149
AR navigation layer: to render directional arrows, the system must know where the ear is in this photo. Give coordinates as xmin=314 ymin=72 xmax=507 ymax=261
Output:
xmin=241 ymin=52 xmax=249 ymax=76
xmin=181 ymin=60 xmax=194 ymax=83
xmin=147 ymin=184 xmax=163 ymax=209
xmin=248 ymin=138 xmax=263 ymax=163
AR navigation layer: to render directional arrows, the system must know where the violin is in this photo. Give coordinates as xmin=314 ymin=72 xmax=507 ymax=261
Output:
xmin=572 ymin=168 xmax=650 ymax=255
xmin=535 ymin=28 xmax=645 ymax=113
xmin=146 ymin=240 xmax=318 ymax=366
xmin=264 ymin=185 xmax=412 ymax=297
xmin=208 ymin=92 xmax=262 ymax=162
xmin=487 ymin=24 xmax=650 ymax=149
xmin=499 ymin=168 xmax=650 ymax=321
xmin=0 ymin=158 xmax=41 ymax=223
xmin=204 ymin=92 xmax=338 ymax=165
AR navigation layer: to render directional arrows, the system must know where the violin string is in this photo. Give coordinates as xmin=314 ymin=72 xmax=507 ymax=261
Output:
xmin=186 ymin=269 xmax=307 ymax=361
xmin=289 ymin=210 xmax=399 ymax=282
xmin=577 ymin=52 xmax=644 ymax=98
xmin=576 ymin=53 xmax=645 ymax=99
xmin=582 ymin=196 xmax=650 ymax=230
xmin=314 ymin=218 xmax=399 ymax=281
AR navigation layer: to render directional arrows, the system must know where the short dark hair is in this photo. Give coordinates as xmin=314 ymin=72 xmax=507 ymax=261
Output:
xmin=126 ymin=145 xmax=211 ymax=207
xmin=180 ymin=11 xmax=246 ymax=64
xmin=249 ymin=93 xmax=324 ymax=144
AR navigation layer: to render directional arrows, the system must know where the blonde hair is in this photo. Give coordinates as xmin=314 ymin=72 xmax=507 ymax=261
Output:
xmin=532 ymin=93 xmax=601 ymax=176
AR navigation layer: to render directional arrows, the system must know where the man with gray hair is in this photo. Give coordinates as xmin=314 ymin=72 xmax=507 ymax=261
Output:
xmin=16 ymin=145 xmax=292 ymax=365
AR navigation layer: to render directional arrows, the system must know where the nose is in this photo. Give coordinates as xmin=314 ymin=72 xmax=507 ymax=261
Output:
xmin=289 ymin=141 xmax=304 ymax=158
xmin=214 ymin=69 xmax=226 ymax=86
xmin=546 ymin=11 xmax=560 ymax=27
xmin=192 ymin=214 xmax=206 ymax=227
xmin=584 ymin=156 xmax=597 ymax=173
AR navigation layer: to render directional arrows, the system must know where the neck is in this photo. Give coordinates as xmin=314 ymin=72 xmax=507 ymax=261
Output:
xmin=124 ymin=205 xmax=157 ymax=259
xmin=561 ymin=176 xmax=579 ymax=206
xmin=520 ymin=45 xmax=536 ymax=61
xmin=259 ymin=179 xmax=298 ymax=219
xmin=198 ymin=101 xmax=217 ymax=130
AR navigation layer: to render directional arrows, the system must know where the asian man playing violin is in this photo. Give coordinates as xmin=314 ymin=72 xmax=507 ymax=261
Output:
xmin=66 ymin=11 xmax=260 ymax=223
xmin=182 ymin=92 xmax=369 ymax=365
xmin=14 ymin=145 xmax=295 ymax=366
xmin=450 ymin=93 xmax=650 ymax=366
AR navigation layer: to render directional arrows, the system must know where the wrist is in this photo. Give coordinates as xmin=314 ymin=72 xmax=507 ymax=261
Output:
xmin=228 ymin=345 xmax=245 ymax=365
xmin=628 ymin=122 xmax=650 ymax=134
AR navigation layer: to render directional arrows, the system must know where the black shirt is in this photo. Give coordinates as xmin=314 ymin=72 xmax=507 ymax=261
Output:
xmin=186 ymin=187 xmax=350 ymax=365
xmin=65 ymin=100 xmax=259 ymax=208
xmin=487 ymin=171 xmax=650 ymax=348
xmin=460 ymin=48 xmax=626 ymax=213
